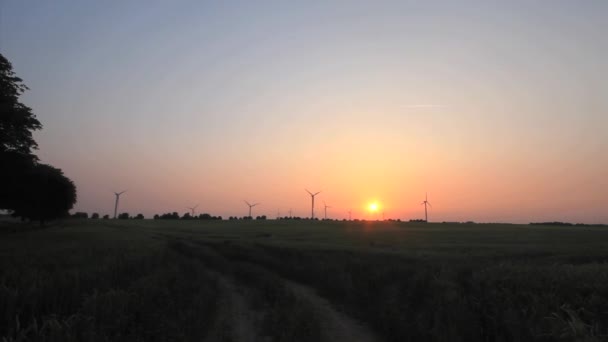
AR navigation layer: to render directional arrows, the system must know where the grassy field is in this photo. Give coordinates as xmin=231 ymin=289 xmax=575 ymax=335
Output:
xmin=1 ymin=219 xmax=608 ymax=341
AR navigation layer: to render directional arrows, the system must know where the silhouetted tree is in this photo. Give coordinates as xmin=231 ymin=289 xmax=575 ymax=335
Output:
xmin=91 ymin=213 xmax=99 ymax=219
xmin=72 ymin=212 xmax=88 ymax=219
xmin=153 ymin=214 xmax=160 ymax=219
xmin=134 ymin=213 xmax=144 ymax=220
xmin=1 ymin=152 xmax=34 ymax=210
xmin=1 ymin=53 xmax=43 ymax=212
xmin=182 ymin=212 xmax=192 ymax=220
xmin=1 ymin=54 xmax=76 ymax=223
xmin=158 ymin=212 xmax=180 ymax=219
xmin=118 ymin=213 xmax=129 ymax=219
xmin=0 ymin=54 xmax=42 ymax=158
xmin=102 ymin=214 xmax=109 ymax=219
xmin=10 ymin=164 xmax=76 ymax=225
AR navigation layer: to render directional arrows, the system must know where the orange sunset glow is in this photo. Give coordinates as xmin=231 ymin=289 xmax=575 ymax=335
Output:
xmin=2 ymin=2 xmax=606 ymax=224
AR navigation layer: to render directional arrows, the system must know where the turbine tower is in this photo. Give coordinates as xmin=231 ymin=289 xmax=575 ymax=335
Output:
xmin=305 ymin=189 xmax=321 ymax=219
xmin=244 ymin=200 xmax=259 ymax=218
xmin=421 ymin=193 xmax=432 ymax=222
xmin=323 ymin=201 xmax=331 ymax=220
xmin=113 ymin=190 xmax=127 ymax=219
xmin=187 ymin=204 xmax=199 ymax=216
xmin=348 ymin=210 xmax=352 ymax=221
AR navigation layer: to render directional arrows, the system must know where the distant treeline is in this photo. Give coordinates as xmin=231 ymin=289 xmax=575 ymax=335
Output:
xmin=67 ymin=213 xmax=411 ymax=222
xmin=66 ymin=213 xmax=607 ymax=227
xmin=275 ymin=217 xmax=323 ymax=221
xmin=71 ymin=212 xmax=142 ymax=220
xmin=154 ymin=212 xmax=223 ymax=220
xmin=530 ymin=222 xmax=607 ymax=227
xmin=228 ymin=216 xmax=267 ymax=220
xmin=71 ymin=212 xmax=222 ymax=220
xmin=276 ymin=217 xmax=404 ymax=222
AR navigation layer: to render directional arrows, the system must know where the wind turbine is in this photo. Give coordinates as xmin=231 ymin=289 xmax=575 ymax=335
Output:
xmin=348 ymin=210 xmax=352 ymax=221
xmin=323 ymin=201 xmax=331 ymax=220
xmin=421 ymin=193 xmax=432 ymax=222
xmin=113 ymin=190 xmax=127 ymax=219
xmin=305 ymin=189 xmax=321 ymax=219
xmin=244 ymin=200 xmax=259 ymax=218
xmin=187 ymin=204 xmax=199 ymax=216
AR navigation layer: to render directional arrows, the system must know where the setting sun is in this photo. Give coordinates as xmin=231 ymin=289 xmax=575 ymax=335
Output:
xmin=368 ymin=202 xmax=379 ymax=212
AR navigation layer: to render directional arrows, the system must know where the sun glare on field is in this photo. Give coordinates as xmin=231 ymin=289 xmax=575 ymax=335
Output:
xmin=368 ymin=202 xmax=379 ymax=212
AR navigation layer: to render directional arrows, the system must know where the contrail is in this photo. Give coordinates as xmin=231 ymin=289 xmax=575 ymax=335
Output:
xmin=403 ymin=104 xmax=445 ymax=109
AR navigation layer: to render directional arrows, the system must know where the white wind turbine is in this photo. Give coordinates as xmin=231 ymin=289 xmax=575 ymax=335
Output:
xmin=244 ymin=200 xmax=259 ymax=218
xmin=421 ymin=193 xmax=432 ymax=222
xmin=305 ymin=189 xmax=321 ymax=219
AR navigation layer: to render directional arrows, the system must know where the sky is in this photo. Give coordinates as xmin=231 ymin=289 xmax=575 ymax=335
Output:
xmin=2 ymin=1 xmax=607 ymax=223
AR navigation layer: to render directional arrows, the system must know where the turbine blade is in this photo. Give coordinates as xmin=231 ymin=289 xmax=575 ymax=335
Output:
xmin=244 ymin=200 xmax=251 ymax=206
xmin=305 ymin=189 xmax=312 ymax=195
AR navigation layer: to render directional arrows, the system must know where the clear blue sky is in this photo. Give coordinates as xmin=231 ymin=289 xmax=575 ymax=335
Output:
xmin=2 ymin=1 xmax=607 ymax=222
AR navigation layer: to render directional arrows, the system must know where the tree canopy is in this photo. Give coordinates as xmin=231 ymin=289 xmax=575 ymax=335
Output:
xmin=11 ymin=164 xmax=77 ymax=224
xmin=0 ymin=54 xmax=41 ymax=158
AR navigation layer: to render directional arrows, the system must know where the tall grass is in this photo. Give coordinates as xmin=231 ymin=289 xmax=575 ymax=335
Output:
xmin=202 ymin=241 xmax=608 ymax=341
xmin=2 ymin=220 xmax=608 ymax=341
xmin=0 ymin=244 xmax=219 ymax=341
xmin=168 ymin=241 xmax=324 ymax=342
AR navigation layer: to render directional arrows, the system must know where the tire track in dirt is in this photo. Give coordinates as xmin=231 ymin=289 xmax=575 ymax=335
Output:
xmin=172 ymin=240 xmax=380 ymax=342
xmin=201 ymin=244 xmax=379 ymax=342
xmin=206 ymin=267 xmax=379 ymax=342
xmin=282 ymin=278 xmax=379 ymax=342
xmin=204 ymin=272 xmax=261 ymax=342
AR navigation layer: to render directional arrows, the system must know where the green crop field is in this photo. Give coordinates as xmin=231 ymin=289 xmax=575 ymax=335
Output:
xmin=1 ymin=220 xmax=608 ymax=341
